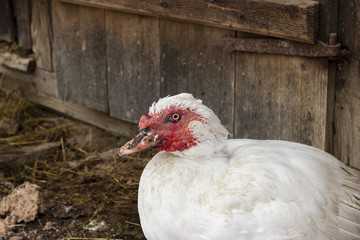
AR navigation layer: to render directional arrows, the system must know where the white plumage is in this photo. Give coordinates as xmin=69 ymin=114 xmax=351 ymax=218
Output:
xmin=119 ymin=93 xmax=360 ymax=240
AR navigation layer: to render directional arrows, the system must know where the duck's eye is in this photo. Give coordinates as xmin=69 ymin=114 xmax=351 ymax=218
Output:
xmin=171 ymin=113 xmax=181 ymax=122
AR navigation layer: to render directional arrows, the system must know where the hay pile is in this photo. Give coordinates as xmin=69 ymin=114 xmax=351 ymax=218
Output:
xmin=0 ymin=40 xmax=33 ymax=58
xmin=0 ymin=89 xmax=151 ymax=239
xmin=0 ymin=89 xmax=72 ymax=147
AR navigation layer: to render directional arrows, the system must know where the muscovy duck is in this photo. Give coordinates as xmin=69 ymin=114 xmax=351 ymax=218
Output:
xmin=119 ymin=93 xmax=360 ymax=240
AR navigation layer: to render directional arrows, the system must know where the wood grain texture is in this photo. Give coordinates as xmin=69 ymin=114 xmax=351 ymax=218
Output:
xmin=0 ymin=51 xmax=35 ymax=73
xmin=60 ymin=0 xmax=319 ymax=43
xmin=298 ymin=59 xmax=329 ymax=149
xmin=0 ymin=66 xmax=57 ymax=98
xmin=317 ymin=0 xmax=339 ymax=42
xmin=235 ymin=52 xmax=329 ymax=150
xmin=0 ymin=0 xmax=15 ymax=42
xmin=316 ymin=0 xmax=339 ymax=153
xmin=235 ymin=53 xmax=281 ymax=140
xmin=0 ymin=74 xmax=137 ymax=138
xmin=160 ymin=19 xmax=235 ymax=133
xmin=52 ymin=0 xmax=108 ymax=113
xmin=106 ymin=11 xmax=161 ymax=123
xmin=13 ymin=0 xmax=32 ymax=49
xmin=31 ymin=0 xmax=53 ymax=71
xmin=333 ymin=0 xmax=360 ymax=169
xmin=0 ymin=142 xmax=60 ymax=168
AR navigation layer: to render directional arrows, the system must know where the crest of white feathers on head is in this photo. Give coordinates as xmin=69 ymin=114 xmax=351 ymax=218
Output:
xmin=149 ymin=93 xmax=229 ymax=158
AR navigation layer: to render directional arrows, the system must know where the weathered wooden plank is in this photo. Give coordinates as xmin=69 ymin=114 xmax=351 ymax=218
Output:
xmin=31 ymin=0 xmax=53 ymax=71
xmin=0 ymin=51 xmax=35 ymax=73
xmin=52 ymin=0 xmax=108 ymax=113
xmin=106 ymin=11 xmax=161 ymax=123
xmin=0 ymin=75 xmax=138 ymax=138
xmin=235 ymin=52 xmax=281 ymax=140
xmin=216 ymin=37 xmax=342 ymax=58
xmin=60 ymin=0 xmax=319 ymax=43
xmin=160 ymin=19 xmax=235 ymax=133
xmin=317 ymin=0 xmax=339 ymax=42
xmin=235 ymin=52 xmax=329 ymax=150
xmin=333 ymin=0 xmax=360 ymax=169
xmin=0 ymin=142 xmax=60 ymax=168
xmin=0 ymin=0 xmax=15 ymax=42
xmin=13 ymin=0 xmax=32 ymax=49
xmin=298 ymin=59 xmax=328 ymax=149
xmin=277 ymin=56 xmax=302 ymax=143
xmin=35 ymin=96 xmax=138 ymax=138
xmin=0 ymin=66 xmax=58 ymax=98
xmin=316 ymin=0 xmax=339 ymax=153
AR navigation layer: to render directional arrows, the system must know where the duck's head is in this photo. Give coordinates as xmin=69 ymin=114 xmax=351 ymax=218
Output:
xmin=119 ymin=93 xmax=228 ymax=157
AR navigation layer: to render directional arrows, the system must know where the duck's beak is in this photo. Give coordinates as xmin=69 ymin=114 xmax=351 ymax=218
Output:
xmin=119 ymin=128 xmax=160 ymax=156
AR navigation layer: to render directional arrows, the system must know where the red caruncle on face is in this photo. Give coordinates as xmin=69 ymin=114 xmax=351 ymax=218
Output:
xmin=139 ymin=106 xmax=201 ymax=152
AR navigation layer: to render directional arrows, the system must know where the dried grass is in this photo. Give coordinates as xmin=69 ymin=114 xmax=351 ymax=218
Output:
xmin=0 ymin=89 xmax=152 ymax=238
xmin=0 ymin=90 xmax=75 ymax=149
xmin=0 ymin=40 xmax=33 ymax=57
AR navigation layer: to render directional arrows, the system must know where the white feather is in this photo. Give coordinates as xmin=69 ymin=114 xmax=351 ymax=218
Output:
xmin=138 ymin=93 xmax=360 ymax=240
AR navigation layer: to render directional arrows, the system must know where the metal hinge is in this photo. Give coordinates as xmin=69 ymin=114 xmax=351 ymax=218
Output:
xmin=216 ymin=33 xmax=343 ymax=59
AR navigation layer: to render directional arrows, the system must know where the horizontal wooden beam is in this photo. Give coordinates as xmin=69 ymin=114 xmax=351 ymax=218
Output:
xmin=34 ymin=95 xmax=139 ymax=138
xmin=0 ymin=142 xmax=60 ymax=168
xmin=216 ymin=36 xmax=342 ymax=58
xmin=59 ymin=0 xmax=319 ymax=43
xmin=0 ymin=66 xmax=58 ymax=97
xmin=0 ymin=73 xmax=138 ymax=138
xmin=0 ymin=51 xmax=36 ymax=73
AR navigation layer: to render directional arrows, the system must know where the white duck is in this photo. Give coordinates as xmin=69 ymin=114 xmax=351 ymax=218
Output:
xmin=119 ymin=93 xmax=360 ymax=240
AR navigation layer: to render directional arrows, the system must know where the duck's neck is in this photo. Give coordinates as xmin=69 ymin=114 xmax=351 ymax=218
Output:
xmin=169 ymin=138 xmax=227 ymax=162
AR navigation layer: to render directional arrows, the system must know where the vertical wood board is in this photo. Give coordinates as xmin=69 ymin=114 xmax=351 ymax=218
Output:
xmin=0 ymin=0 xmax=15 ymax=42
xmin=333 ymin=0 xmax=360 ymax=169
xmin=31 ymin=0 xmax=53 ymax=71
xmin=106 ymin=11 xmax=161 ymax=123
xmin=298 ymin=59 xmax=329 ymax=149
xmin=13 ymin=0 xmax=32 ymax=49
xmin=317 ymin=0 xmax=339 ymax=42
xmin=317 ymin=0 xmax=339 ymax=153
xmin=235 ymin=52 xmax=328 ymax=150
xmin=52 ymin=1 xmax=108 ymax=113
xmin=235 ymin=53 xmax=283 ymax=140
xmin=160 ymin=20 xmax=235 ymax=133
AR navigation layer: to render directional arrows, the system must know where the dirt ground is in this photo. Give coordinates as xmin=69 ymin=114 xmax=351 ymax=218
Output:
xmin=0 ymin=90 xmax=154 ymax=240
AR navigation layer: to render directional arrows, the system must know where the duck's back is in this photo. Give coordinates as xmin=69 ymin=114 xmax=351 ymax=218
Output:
xmin=216 ymin=140 xmax=345 ymax=239
xmin=139 ymin=139 xmax=360 ymax=240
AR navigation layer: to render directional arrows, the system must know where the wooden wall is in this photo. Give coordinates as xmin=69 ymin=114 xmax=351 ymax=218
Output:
xmin=333 ymin=0 xmax=360 ymax=169
xmin=52 ymin=2 xmax=237 ymax=130
xmin=235 ymin=54 xmax=329 ymax=149
xmin=106 ymin=12 xmax=161 ymax=123
xmin=0 ymin=0 xmax=16 ymax=42
xmin=53 ymin=2 xmax=108 ymax=112
xmin=53 ymin=3 xmax=328 ymax=149
xmin=0 ymin=0 xmax=33 ymax=49
xmin=1 ymin=0 xmax=360 ymax=169
xmin=51 ymin=1 xmax=330 ymax=151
